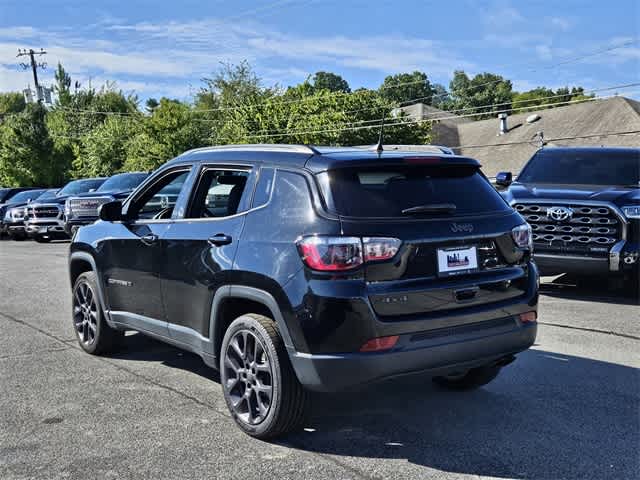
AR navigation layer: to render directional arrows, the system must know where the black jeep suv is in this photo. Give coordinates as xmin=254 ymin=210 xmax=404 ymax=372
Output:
xmin=498 ymin=147 xmax=639 ymax=279
xmin=69 ymin=145 xmax=539 ymax=438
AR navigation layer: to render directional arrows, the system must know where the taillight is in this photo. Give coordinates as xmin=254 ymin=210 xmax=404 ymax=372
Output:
xmin=363 ymin=237 xmax=402 ymax=262
xmin=296 ymin=236 xmax=363 ymax=271
xmin=296 ymin=236 xmax=401 ymax=272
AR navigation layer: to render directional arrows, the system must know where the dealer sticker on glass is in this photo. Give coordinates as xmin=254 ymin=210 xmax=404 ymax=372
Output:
xmin=437 ymin=246 xmax=478 ymax=276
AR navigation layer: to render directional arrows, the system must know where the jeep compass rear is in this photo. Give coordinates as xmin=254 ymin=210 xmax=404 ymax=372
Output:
xmin=287 ymin=151 xmax=538 ymax=394
xmin=69 ymin=145 xmax=538 ymax=439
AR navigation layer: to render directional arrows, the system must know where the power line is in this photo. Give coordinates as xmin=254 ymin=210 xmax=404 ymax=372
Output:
xmin=214 ymin=94 xmax=627 ymax=141
xmin=451 ymin=130 xmax=640 ymax=150
xmin=50 ymin=79 xmax=640 ymax=134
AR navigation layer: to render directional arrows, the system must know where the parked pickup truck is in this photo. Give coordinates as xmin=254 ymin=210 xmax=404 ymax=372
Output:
xmin=64 ymin=172 xmax=148 ymax=236
xmin=26 ymin=178 xmax=106 ymax=242
xmin=498 ymin=146 xmax=639 ymax=281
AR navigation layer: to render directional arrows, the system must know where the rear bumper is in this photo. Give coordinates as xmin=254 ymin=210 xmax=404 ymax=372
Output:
xmin=290 ymin=321 xmax=536 ymax=392
xmin=287 ymin=261 xmax=539 ymax=392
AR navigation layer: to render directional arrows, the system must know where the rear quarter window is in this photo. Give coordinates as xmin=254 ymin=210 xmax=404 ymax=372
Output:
xmin=317 ymin=165 xmax=510 ymax=218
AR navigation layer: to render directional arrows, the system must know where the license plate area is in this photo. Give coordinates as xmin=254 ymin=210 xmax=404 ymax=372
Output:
xmin=437 ymin=246 xmax=479 ymax=277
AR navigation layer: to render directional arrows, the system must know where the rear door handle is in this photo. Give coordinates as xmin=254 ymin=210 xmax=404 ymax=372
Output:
xmin=140 ymin=233 xmax=158 ymax=245
xmin=208 ymin=234 xmax=232 ymax=247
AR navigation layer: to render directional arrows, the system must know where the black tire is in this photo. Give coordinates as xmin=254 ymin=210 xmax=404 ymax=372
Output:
xmin=433 ymin=364 xmax=502 ymax=391
xmin=220 ymin=313 xmax=309 ymax=439
xmin=9 ymin=232 xmax=26 ymax=241
xmin=72 ymin=271 xmax=123 ymax=355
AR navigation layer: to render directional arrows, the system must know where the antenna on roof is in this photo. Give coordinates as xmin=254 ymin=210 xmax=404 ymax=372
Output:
xmin=373 ymin=109 xmax=386 ymax=154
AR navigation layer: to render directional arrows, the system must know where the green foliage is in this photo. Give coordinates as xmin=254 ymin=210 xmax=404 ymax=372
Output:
xmin=379 ymin=71 xmax=435 ymax=106
xmin=75 ymin=116 xmax=140 ymax=177
xmin=0 ymin=104 xmax=65 ymax=187
xmin=124 ymin=98 xmax=207 ymax=171
xmin=207 ymin=73 xmax=429 ymax=146
xmin=0 ymin=92 xmax=27 ymax=116
xmin=54 ymin=62 xmax=73 ymax=107
xmin=5 ymin=60 xmax=590 ymax=187
xmin=311 ymin=71 xmax=351 ymax=93
xmin=512 ymin=86 xmax=594 ymax=112
xmin=448 ymin=71 xmax=513 ymax=119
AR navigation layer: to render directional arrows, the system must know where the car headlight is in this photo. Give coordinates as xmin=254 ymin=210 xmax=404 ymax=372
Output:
xmin=622 ymin=205 xmax=640 ymax=219
xmin=512 ymin=223 xmax=533 ymax=250
xmin=64 ymin=199 xmax=72 ymax=216
xmin=3 ymin=210 xmax=11 ymax=221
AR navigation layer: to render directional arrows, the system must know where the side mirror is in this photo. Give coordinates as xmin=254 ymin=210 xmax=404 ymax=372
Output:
xmin=98 ymin=201 xmax=123 ymax=222
xmin=496 ymin=171 xmax=513 ymax=187
xmin=88 ymin=188 xmax=96 ymax=193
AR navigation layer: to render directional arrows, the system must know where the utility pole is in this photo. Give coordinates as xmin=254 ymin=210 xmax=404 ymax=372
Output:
xmin=17 ymin=48 xmax=47 ymax=101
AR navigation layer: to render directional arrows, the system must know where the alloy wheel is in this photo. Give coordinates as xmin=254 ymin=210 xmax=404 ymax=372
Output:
xmin=73 ymin=281 xmax=97 ymax=345
xmin=223 ymin=329 xmax=273 ymax=425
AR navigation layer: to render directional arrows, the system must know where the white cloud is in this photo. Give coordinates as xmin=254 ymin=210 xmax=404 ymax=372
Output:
xmin=0 ymin=18 xmax=475 ymax=98
xmin=549 ymin=17 xmax=571 ymax=31
xmin=482 ymin=3 xmax=524 ymax=27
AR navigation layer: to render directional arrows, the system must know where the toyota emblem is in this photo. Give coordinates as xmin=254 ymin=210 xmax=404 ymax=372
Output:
xmin=546 ymin=206 xmax=573 ymax=221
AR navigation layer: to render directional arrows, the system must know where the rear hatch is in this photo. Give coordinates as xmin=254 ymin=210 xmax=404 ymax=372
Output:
xmin=315 ymin=159 xmax=530 ymax=318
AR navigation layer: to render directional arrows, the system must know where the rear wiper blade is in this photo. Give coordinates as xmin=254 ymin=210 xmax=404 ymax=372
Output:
xmin=401 ymin=203 xmax=457 ymax=215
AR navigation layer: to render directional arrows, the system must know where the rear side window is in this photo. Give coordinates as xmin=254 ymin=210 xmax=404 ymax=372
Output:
xmin=317 ymin=165 xmax=509 ymax=218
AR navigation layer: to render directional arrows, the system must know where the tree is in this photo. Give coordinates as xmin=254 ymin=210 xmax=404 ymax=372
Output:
xmin=448 ymin=71 xmax=513 ymax=119
xmin=74 ymin=116 xmax=139 ymax=177
xmin=0 ymin=103 xmax=65 ymax=186
xmin=145 ymin=98 xmax=159 ymax=114
xmin=124 ymin=98 xmax=207 ymax=171
xmin=511 ymin=86 xmax=594 ymax=113
xmin=311 ymin=71 xmax=350 ymax=93
xmin=0 ymin=92 xmax=27 ymax=119
xmin=430 ymin=83 xmax=451 ymax=109
xmin=54 ymin=62 xmax=73 ymax=107
xmin=379 ymin=71 xmax=435 ymax=106
xmin=209 ymin=75 xmax=430 ymax=147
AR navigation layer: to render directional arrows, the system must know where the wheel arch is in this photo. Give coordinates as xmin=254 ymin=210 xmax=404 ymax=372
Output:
xmin=69 ymin=251 xmax=113 ymax=326
xmin=210 ymin=285 xmax=296 ymax=360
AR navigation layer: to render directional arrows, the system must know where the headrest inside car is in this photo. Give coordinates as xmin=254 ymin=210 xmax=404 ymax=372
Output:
xmin=217 ymin=175 xmax=247 ymax=185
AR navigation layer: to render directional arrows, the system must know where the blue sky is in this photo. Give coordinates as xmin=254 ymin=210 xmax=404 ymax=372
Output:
xmin=0 ymin=0 xmax=638 ymax=102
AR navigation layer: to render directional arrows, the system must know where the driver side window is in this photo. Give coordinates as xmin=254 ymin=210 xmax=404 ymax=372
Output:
xmin=129 ymin=170 xmax=189 ymax=220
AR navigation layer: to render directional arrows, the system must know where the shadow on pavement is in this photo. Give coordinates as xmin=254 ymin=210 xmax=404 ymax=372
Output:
xmin=109 ymin=332 xmax=219 ymax=382
xmin=284 ymin=348 xmax=639 ymax=480
xmin=108 ymin=332 xmax=639 ymax=479
xmin=540 ymin=273 xmax=639 ymax=306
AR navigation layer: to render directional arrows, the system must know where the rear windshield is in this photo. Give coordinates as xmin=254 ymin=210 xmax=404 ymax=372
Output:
xmin=317 ymin=165 xmax=509 ymax=218
xmin=518 ymin=149 xmax=640 ymax=186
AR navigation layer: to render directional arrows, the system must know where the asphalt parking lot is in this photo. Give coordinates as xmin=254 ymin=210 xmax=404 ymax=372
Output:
xmin=0 ymin=241 xmax=638 ymax=480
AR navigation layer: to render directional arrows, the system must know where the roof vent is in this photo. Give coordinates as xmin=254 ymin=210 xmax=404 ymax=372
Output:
xmin=526 ymin=114 xmax=541 ymax=124
xmin=498 ymin=113 xmax=508 ymax=135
